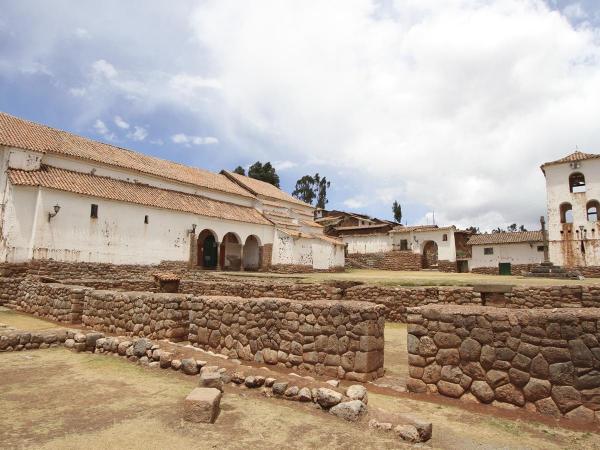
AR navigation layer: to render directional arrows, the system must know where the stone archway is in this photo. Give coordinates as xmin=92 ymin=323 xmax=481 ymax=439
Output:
xmin=243 ymin=235 xmax=261 ymax=271
xmin=197 ymin=229 xmax=219 ymax=269
xmin=422 ymin=240 xmax=438 ymax=269
xmin=220 ymin=232 xmax=242 ymax=271
xmin=197 ymin=229 xmax=218 ymax=269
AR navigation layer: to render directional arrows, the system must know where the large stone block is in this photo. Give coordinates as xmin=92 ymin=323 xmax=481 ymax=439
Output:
xmin=354 ymin=351 xmax=383 ymax=373
xmin=183 ymin=388 xmax=222 ymax=423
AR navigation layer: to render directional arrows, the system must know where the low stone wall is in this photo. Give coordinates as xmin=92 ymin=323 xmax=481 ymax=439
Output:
xmin=61 ymin=278 xmax=156 ymax=292
xmin=188 ymin=296 xmax=386 ymax=381
xmin=471 ymin=264 xmax=534 ymax=276
xmin=82 ymin=290 xmax=190 ymax=340
xmin=437 ymin=260 xmax=457 ymax=273
xmin=346 ymin=251 xmax=422 ymax=271
xmin=0 ymin=277 xmax=20 ymax=305
xmin=11 ymin=279 xmax=90 ymax=323
xmin=0 ymin=328 xmax=69 ymax=352
xmin=574 ymin=266 xmax=600 ymax=278
xmin=406 ymin=305 xmax=600 ymax=423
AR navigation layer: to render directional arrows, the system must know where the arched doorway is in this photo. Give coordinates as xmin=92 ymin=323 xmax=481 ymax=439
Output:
xmin=243 ymin=235 xmax=261 ymax=271
xmin=197 ymin=229 xmax=218 ymax=269
xmin=422 ymin=240 xmax=438 ymax=269
xmin=220 ymin=232 xmax=242 ymax=271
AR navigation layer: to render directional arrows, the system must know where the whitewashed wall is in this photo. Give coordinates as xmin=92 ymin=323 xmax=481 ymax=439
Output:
xmin=470 ymin=242 xmax=544 ymax=269
xmin=343 ymin=233 xmax=393 ymax=254
xmin=391 ymin=228 xmax=457 ymax=262
xmin=545 ymin=159 xmax=600 ymax=266
xmin=1 ymin=184 xmax=273 ymax=264
xmin=271 ymin=229 xmax=343 ymax=269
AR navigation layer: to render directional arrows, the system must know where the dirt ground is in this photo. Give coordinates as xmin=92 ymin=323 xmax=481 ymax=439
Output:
xmin=1 ymin=348 xmax=599 ymax=449
xmin=223 ymin=268 xmax=598 ymax=287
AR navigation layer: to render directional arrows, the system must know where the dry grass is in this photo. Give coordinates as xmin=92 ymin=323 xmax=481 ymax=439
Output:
xmin=0 ymin=306 xmax=61 ymax=330
xmin=223 ymin=269 xmax=599 ymax=287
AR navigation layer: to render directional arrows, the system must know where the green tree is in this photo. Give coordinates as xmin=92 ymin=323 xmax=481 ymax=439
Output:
xmin=507 ymin=223 xmax=518 ymax=232
xmin=292 ymin=175 xmax=317 ymax=204
xmin=315 ymin=173 xmax=330 ymax=209
xmin=248 ymin=161 xmax=280 ymax=187
xmin=233 ymin=165 xmax=246 ymax=175
xmin=292 ymin=173 xmax=331 ymax=207
xmin=392 ymin=201 xmax=402 ymax=223
xmin=519 ymin=224 xmax=528 ymax=232
xmin=465 ymin=226 xmax=480 ymax=233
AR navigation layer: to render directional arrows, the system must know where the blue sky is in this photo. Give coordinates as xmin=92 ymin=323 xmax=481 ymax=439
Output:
xmin=1 ymin=0 xmax=600 ymax=230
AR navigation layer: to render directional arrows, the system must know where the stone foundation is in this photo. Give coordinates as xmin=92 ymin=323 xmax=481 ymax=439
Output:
xmin=471 ymin=264 xmax=534 ymax=276
xmin=406 ymin=305 xmax=600 ymax=423
xmin=188 ymin=296 xmax=386 ymax=381
xmin=437 ymin=260 xmax=457 ymax=273
xmin=346 ymin=251 xmax=422 ymax=271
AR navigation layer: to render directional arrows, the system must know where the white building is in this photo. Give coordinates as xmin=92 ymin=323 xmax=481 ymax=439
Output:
xmin=0 ymin=112 xmax=344 ymax=270
xmin=542 ymin=151 xmax=600 ymax=268
xmin=467 ymin=231 xmax=544 ymax=275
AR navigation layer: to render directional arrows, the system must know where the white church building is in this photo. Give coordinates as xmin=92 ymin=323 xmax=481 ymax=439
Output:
xmin=542 ymin=150 xmax=600 ymax=269
xmin=0 ymin=112 xmax=344 ymax=271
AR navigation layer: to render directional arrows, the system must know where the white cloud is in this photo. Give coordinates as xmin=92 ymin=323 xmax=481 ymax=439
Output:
xmin=92 ymin=59 xmax=117 ymax=79
xmin=169 ymin=74 xmax=223 ymax=93
xmin=273 ymin=160 xmax=297 ymax=171
xmin=187 ymin=0 xmax=600 ymax=230
xmin=93 ymin=119 xmax=116 ymax=141
xmin=343 ymin=196 xmax=369 ymax=209
xmin=69 ymin=87 xmax=86 ymax=97
xmin=74 ymin=27 xmax=90 ymax=38
xmin=113 ymin=115 xmax=130 ymax=129
xmin=20 ymin=62 xmax=53 ymax=76
xmin=563 ymin=3 xmax=588 ymax=20
xmin=171 ymin=133 xmax=219 ymax=146
xmin=128 ymin=125 xmax=148 ymax=141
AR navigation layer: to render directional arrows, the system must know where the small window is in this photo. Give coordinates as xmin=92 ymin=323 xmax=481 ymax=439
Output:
xmin=537 ymin=245 xmax=545 ymax=252
xmin=144 ymin=215 xmax=149 ymax=224
xmin=90 ymin=204 xmax=98 ymax=219
xmin=569 ymin=172 xmax=586 ymax=193
xmin=442 ymin=234 xmax=448 ymax=241
xmin=400 ymin=239 xmax=408 ymax=251
xmin=560 ymin=202 xmax=573 ymax=224
xmin=484 ymin=247 xmax=494 ymax=255
xmin=587 ymin=200 xmax=599 ymax=222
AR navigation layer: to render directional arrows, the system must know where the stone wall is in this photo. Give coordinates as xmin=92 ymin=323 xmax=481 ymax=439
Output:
xmin=0 ymin=328 xmax=69 ymax=352
xmin=11 ymin=279 xmax=90 ymax=323
xmin=406 ymin=305 xmax=600 ymax=423
xmin=346 ymin=251 xmax=422 ymax=271
xmin=188 ymin=295 xmax=385 ymax=381
xmin=0 ymin=277 xmax=20 ymax=305
xmin=82 ymin=290 xmax=190 ymax=341
xmin=437 ymin=260 xmax=457 ymax=273
xmin=471 ymin=264 xmax=534 ymax=276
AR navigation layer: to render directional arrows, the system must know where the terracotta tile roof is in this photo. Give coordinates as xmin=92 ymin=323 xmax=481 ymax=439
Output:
xmin=8 ymin=165 xmax=272 ymax=226
xmin=277 ymin=228 xmax=344 ymax=246
xmin=222 ymin=170 xmax=311 ymax=207
xmin=467 ymin=231 xmax=543 ymax=246
xmin=335 ymin=224 xmax=391 ymax=231
xmin=391 ymin=225 xmax=455 ymax=233
xmin=541 ymin=151 xmax=600 ymax=168
xmin=0 ymin=112 xmax=253 ymax=198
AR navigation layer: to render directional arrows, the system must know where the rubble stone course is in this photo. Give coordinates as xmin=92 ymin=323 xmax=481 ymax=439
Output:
xmin=406 ymin=304 xmax=600 ymax=423
xmin=188 ymin=296 xmax=386 ymax=381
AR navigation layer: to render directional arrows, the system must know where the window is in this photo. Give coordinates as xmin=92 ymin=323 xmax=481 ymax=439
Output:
xmin=90 ymin=204 xmax=98 ymax=219
xmin=400 ymin=239 xmax=408 ymax=251
xmin=537 ymin=245 xmax=545 ymax=252
xmin=569 ymin=172 xmax=586 ymax=193
xmin=560 ymin=202 xmax=573 ymax=224
xmin=442 ymin=234 xmax=448 ymax=241
xmin=484 ymin=247 xmax=494 ymax=255
xmin=144 ymin=215 xmax=149 ymax=224
xmin=587 ymin=200 xmax=599 ymax=222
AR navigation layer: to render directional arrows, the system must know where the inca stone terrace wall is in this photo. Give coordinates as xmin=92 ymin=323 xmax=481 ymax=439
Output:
xmin=406 ymin=305 xmax=600 ymax=423
xmin=189 ymin=296 xmax=385 ymax=381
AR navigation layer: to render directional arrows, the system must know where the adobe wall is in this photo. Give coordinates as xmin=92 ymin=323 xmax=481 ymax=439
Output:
xmin=346 ymin=251 xmax=422 ymax=271
xmin=188 ymin=295 xmax=385 ymax=381
xmin=406 ymin=305 xmax=600 ymax=423
xmin=82 ymin=290 xmax=190 ymax=341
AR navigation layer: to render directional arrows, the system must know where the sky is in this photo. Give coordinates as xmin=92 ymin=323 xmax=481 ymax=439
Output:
xmin=1 ymin=0 xmax=600 ymax=231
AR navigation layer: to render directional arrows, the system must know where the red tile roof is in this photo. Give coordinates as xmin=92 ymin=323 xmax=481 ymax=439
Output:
xmin=541 ymin=151 xmax=600 ymax=168
xmin=8 ymin=165 xmax=272 ymax=226
xmin=222 ymin=170 xmax=311 ymax=207
xmin=0 ymin=112 xmax=253 ymax=198
xmin=467 ymin=231 xmax=543 ymax=245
